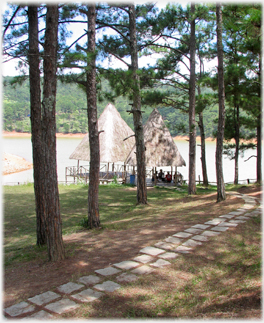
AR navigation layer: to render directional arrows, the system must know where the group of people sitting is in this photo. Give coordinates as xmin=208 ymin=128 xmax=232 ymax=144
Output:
xmin=152 ymin=169 xmax=183 ymax=184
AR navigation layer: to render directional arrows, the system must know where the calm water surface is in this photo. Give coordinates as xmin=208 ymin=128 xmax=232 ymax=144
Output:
xmin=2 ymin=136 xmax=258 ymax=185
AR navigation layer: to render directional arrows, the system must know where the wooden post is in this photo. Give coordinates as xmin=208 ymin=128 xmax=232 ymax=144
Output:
xmin=123 ymin=163 xmax=126 ymax=183
xmin=107 ymin=162 xmax=109 ymax=179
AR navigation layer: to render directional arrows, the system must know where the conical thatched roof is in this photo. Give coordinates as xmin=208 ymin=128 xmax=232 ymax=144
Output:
xmin=69 ymin=103 xmax=135 ymax=163
xmin=125 ymin=109 xmax=186 ymax=167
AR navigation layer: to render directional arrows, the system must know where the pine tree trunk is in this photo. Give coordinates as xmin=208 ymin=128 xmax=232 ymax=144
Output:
xmin=216 ymin=3 xmax=226 ymax=202
xmin=129 ymin=4 xmax=147 ymax=205
xmin=87 ymin=4 xmax=100 ymax=227
xmin=188 ymin=3 xmax=196 ymax=195
xmin=256 ymin=118 xmax=262 ymax=183
xmin=42 ymin=5 xmax=65 ymax=261
xmin=198 ymin=111 xmax=208 ymax=187
xmin=256 ymin=55 xmax=262 ymax=183
xmin=28 ymin=6 xmax=46 ymax=246
xmin=234 ymin=105 xmax=239 ymax=185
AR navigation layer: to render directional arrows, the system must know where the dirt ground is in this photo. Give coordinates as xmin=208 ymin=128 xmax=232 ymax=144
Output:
xmin=3 ymin=186 xmax=262 ymax=311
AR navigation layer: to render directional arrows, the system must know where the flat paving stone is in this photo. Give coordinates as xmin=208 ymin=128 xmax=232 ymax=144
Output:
xmin=21 ymin=310 xmax=54 ymax=320
xmin=139 ymin=246 xmax=165 ymax=256
xmin=175 ymin=245 xmax=192 ymax=253
xmin=95 ymin=266 xmax=121 ymax=276
xmin=247 ymin=213 xmax=260 ymax=217
xmin=113 ymin=260 xmax=140 ymax=270
xmin=211 ymin=226 xmax=229 ymax=232
xmin=236 ymin=208 xmax=247 ymax=213
xmin=192 ymin=235 xmax=208 ymax=242
xmin=183 ymin=239 xmax=203 ymax=247
xmin=173 ymin=232 xmax=192 ymax=238
xmin=93 ymin=280 xmax=121 ymax=292
xmin=191 ymin=224 xmax=210 ymax=230
xmin=228 ymin=211 xmax=244 ymax=215
xmin=243 ymin=204 xmax=255 ymax=209
xmin=204 ymin=218 xmax=225 ymax=225
xmin=155 ymin=241 xmax=176 ymax=250
xmin=219 ymin=214 xmax=235 ymax=219
xmin=229 ymin=220 xmax=246 ymax=224
xmin=235 ymin=216 xmax=251 ymax=220
xmin=158 ymin=252 xmax=179 ymax=260
xmin=116 ymin=273 xmax=139 ymax=283
xmin=133 ymin=254 xmax=154 ymax=264
xmin=131 ymin=265 xmax=155 ymax=275
xmin=5 ymin=302 xmax=35 ymax=317
xmin=184 ymin=228 xmax=203 ymax=234
xmin=164 ymin=236 xmax=182 ymax=245
xmin=57 ymin=282 xmax=84 ymax=294
xmin=150 ymin=259 xmax=171 ymax=268
xmin=45 ymin=298 xmax=80 ymax=314
xmin=71 ymin=288 xmax=103 ymax=303
xmin=218 ymin=222 xmax=238 ymax=227
xmin=201 ymin=230 xmax=221 ymax=237
xmin=78 ymin=275 xmax=101 ymax=285
xmin=28 ymin=291 xmax=60 ymax=306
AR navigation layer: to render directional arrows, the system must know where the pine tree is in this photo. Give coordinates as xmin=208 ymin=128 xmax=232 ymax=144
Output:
xmin=216 ymin=3 xmax=226 ymax=202
xmin=28 ymin=5 xmax=46 ymax=246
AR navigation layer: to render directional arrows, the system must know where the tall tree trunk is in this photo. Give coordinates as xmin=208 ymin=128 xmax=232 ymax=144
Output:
xmin=216 ymin=3 xmax=226 ymax=202
xmin=87 ymin=4 xmax=100 ymax=227
xmin=198 ymin=111 xmax=208 ymax=187
xmin=42 ymin=5 xmax=65 ymax=261
xmin=234 ymin=104 xmax=239 ymax=185
xmin=129 ymin=4 xmax=147 ymax=204
xmin=188 ymin=3 xmax=196 ymax=195
xmin=256 ymin=117 xmax=262 ymax=183
xmin=28 ymin=5 xmax=46 ymax=246
xmin=256 ymin=54 xmax=262 ymax=183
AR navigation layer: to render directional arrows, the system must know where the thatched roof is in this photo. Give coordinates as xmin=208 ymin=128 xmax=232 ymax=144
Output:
xmin=125 ymin=109 xmax=186 ymax=167
xmin=69 ymin=103 xmax=135 ymax=163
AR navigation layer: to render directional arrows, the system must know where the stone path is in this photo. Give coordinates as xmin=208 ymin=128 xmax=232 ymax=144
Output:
xmin=4 ymin=192 xmax=262 ymax=319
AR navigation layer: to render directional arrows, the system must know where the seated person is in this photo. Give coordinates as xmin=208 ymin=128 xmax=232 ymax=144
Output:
xmin=165 ymin=172 xmax=172 ymax=183
xmin=158 ymin=169 xmax=163 ymax=181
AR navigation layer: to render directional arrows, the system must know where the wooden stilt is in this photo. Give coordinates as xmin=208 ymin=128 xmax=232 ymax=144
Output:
xmin=107 ymin=162 xmax=109 ymax=179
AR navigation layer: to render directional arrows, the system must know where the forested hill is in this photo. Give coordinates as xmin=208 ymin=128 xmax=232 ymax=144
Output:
xmin=3 ymin=76 xmax=219 ymax=137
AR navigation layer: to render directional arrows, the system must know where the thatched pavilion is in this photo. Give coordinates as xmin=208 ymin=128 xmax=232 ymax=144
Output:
xmin=125 ymin=108 xmax=186 ymax=184
xmin=67 ymin=103 xmax=135 ymax=183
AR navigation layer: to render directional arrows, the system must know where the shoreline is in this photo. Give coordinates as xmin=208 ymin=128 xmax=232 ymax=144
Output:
xmin=2 ymin=131 xmax=258 ymax=144
xmin=2 ymin=131 xmax=86 ymax=138
xmin=2 ymin=131 xmax=215 ymax=141
xmin=2 ymin=152 xmax=33 ymax=175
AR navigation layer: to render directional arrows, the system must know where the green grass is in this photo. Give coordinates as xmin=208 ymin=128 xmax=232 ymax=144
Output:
xmin=2 ymin=182 xmax=255 ymax=267
xmin=3 ymin=183 xmax=187 ymax=265
xmin=3 ymin=179 xmax=261 ymax=319
xmin=67 ymin=215 xmax=260 ymax=319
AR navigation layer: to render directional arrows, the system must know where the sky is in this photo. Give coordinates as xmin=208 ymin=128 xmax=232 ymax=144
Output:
xmin=2 ymin=0 xmax=256 ymax=77
xmin=1 ymin=0 xmax=220 ymax=77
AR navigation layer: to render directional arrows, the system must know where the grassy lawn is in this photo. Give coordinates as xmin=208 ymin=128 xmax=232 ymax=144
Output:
xmin=3 ymin=183 xmax=215 ymax=266
xmin=3 ymin=182 xmax=261 ymax=318
xmin=73 ymin=215 xmax=260 ymax=319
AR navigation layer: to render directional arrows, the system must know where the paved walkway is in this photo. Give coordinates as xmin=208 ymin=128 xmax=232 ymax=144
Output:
xmin=4 ymin=192 xmax=262 ymax=319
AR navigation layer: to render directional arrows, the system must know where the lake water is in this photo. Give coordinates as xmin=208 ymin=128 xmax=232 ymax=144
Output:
xmin=2 ymin=136 xmax=258 ymax=185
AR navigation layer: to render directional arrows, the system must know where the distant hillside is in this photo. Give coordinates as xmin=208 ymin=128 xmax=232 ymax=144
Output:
xmin=3 ymin=76 xmax=219 ymax=137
